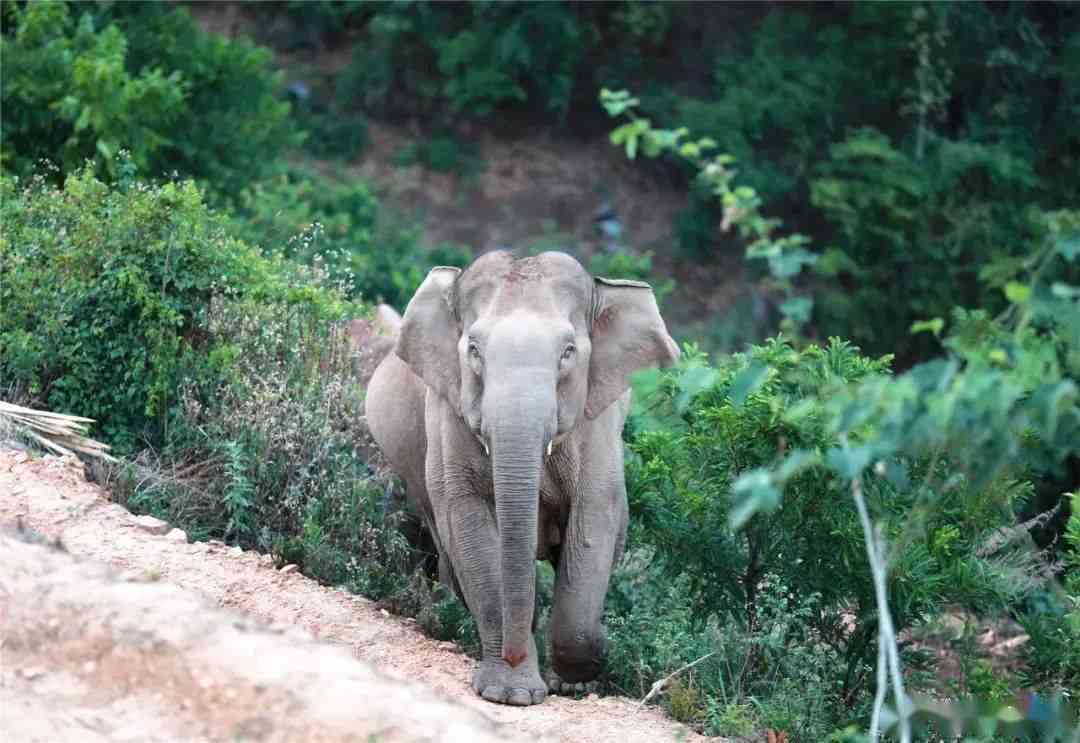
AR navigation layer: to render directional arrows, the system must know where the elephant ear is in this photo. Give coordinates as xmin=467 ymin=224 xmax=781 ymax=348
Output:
xmin=395 ymin=266 xmax=463 ymax=410
xmin=586 ymin=277 xmax=680 ymax=419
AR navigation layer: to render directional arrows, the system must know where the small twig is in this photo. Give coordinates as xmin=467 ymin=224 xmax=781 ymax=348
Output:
xmin=851 ymin=470 xmax=911 ymax=743
xmin=637 ymin=652 xmax=717 ymax=708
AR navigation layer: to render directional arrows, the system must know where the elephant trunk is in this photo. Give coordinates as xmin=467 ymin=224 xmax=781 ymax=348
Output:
xmin=490 ymin=381 xmax=552 ymax=668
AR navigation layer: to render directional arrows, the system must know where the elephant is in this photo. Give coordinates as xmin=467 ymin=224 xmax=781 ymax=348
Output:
xmin=364 ymin=250 xmax=679 ymax=706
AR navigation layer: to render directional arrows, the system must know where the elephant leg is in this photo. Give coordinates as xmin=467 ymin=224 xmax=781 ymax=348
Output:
xmin=547 ymin=482 xmax=627 ymax=692
xmin=396 ymin=476 xmax=441 ymax=580
xmin=441 ymin=493 xmax=546 ymax=706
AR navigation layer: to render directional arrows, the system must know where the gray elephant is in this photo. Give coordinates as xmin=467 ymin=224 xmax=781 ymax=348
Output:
xmin=365 ymin=251 xmax=679 ymax=706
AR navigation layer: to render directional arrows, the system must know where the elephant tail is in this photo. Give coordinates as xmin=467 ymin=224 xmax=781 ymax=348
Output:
xmin=348 ymin=304 xmax=402 ymax=387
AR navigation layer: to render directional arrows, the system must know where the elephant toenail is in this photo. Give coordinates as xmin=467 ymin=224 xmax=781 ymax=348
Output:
xmin=507 ymin=688 xmax=533 ymax=706
xmin=482 ymin=686 xmax=506 ymax=703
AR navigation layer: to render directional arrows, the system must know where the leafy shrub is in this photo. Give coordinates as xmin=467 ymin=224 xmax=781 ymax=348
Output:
xmin=1 ymin=2 xmax=187 ymax=178
xmin=328 ymin=1 xmax=686 ymax=126
xmin=106 ymin=268 xmax=479 ymax=645
xmin=629 ymin=3 xmax=1079 ymax=363
xmin=18 ymin=166 xmax=483 ymax=648
xmin=616 ymin=337 xmax=1043 ymax=738
xmin=0 ymin=163 xmax=295 ymax=451
xmin=335 ymin=2 xmax=583 ymax=120
xmin=1 ymin=1 xmax=299 ymax=197
xmin=229 ymin=167 xmax=472 ymax=308
xmin=809 ymin=128 xmax=1043 ymax=363
xmin=658 ymin=7 xmax=907 ymax=205
xmin=1019 ymin=493 xmax=1080 ymax=692
xmin=393 ymin=136 xmax=484 ymax=176
xmin=588 ymin=249 xmax=674 ymax=307
xmin=294 ymin=103 xmax=368 ymax=161
xmin=715 ymin=212 xmax=1079 ymax=736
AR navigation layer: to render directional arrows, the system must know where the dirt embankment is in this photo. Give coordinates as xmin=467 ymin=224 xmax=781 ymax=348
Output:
xmin=0 ymin=449 xmax=712 ymax=743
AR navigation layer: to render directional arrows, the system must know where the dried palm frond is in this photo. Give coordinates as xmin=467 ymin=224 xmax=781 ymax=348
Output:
xmin=0 ymin=401 xmax=116 ymax=462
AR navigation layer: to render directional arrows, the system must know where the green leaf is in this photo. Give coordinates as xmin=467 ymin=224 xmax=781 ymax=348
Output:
xmin=812 ymin=247 xmax=860 ymax=278
xmin=674 ymin=365 xmax=720 ymax=413
xmin=96 ymin=139 xmax=116 ymax=159
xmin=599 ymin=89 xmax=639 ymax=117
xmin=776 ymin=449 xmax=820 ymax=481
xmin=1055 ymin=231 xmax=1080 ymax=261
xmin=826 ymin=444 xmax=872 ymax=480
xmin=779 ymin=296 xmax=813 ymax=324
xmin=1050 ymin=282 xmax=1080 ymax=299
xmin=730 ymin=469 xmax=781 ymax=530
xmin=609 ymin=122 xmax=635 ymax=146
xmin=729 ymin=361 xmax=768 ymax=407
xmin=996 ymin=705 xmax=1023 ymax=723
xmin=1003 ymin=281 xmax=1030 ymax=304
xmin=880 ymin=459 xmax=911 ymax=492
xmin=1042 ymin=379 xmax=1077 ymax=440
xmin=910 ymin=317 xmax=944 ymax=337
xmin=679 ymin=142 xmax=700 ymax=158
xmin=783 ymin=398 xmax=819 ymax=424
xmin=769 ymin=247 xmax=818 ymax=279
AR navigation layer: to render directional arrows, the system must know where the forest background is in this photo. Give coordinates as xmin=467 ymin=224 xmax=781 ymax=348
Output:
xmin=2 ymin=2 xmax=1079 ymax=740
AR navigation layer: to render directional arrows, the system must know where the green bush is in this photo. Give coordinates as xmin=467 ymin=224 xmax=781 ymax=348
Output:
xmin=1 ymin=164 xmax=479 ymax=648
xmin=393 ymin=135 xmax=484 ymax=176
xmin=105 ymin=261 xmax=480 ymax=646
xmin=0 ymin=163 xmax=299 ymax=451
xmin=295 ymin=103 xmax=368 ymax=161
xmin=1 ymin=1 xmax=299 ymax=197
xmin=588 ymin=249 xmax=673 ymax=307
xmin=631 ymin=3 xmax=1079 ymax=363
xmin=334 ymin=2 xmax=583 ymax=120
xmin=660 ymin=7 xmax=906 ymax=205
xmin=327 ymin=1 xmax=683 ymax=125
xmin=1019 ymin=493 xmax=1080 ymax=692
xmin=809 ymin=128 xmax=1044 ymax=363
xmin=613 ymin=337 xmax=1043 ymax=737
xmin=1 ymin=2 xmax=187 ymax=179
xmin=711 ymin=212 xmax=1079 ymax=736
xmin=229 ymin=167 xmax=471 ymax=308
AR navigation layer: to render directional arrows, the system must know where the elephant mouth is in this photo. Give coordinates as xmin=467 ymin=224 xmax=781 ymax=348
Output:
xmin=474 ymin=431 xmax=569 ymax=459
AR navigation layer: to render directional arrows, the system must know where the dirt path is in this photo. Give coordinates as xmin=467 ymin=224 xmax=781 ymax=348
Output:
xmin=0 ymin=449 xmax=709 ymax=743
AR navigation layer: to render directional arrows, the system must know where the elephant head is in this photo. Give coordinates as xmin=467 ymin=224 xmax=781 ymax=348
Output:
xmin=394 ymin=251 xmax=678 ymax=668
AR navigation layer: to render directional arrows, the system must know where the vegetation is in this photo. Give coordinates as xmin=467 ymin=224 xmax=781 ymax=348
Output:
xmin=1 ymin=1 xmax=299 ymax=197
xmin=602 ymin=84 xmax=1079 ymax=738
xmin=2 ymin=2 xmax=1078 ymax=741
xmin=229 ymin=166 xmax=471 ymax=308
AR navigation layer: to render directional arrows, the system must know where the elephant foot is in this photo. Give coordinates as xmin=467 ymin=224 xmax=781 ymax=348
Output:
xmin=472 ymin=658 xmax=547 ymax=706
xmin=545 ymin=671 xmax=598 ymax=696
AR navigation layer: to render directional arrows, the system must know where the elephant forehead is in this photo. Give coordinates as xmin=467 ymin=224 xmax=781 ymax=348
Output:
xmin=492 ymin=277 xmax=567 ymax=314
xmin=460 ymin=252 xmax=591 ymax=319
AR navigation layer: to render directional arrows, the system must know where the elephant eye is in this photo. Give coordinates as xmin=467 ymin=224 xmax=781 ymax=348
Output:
xmin=561 ymin=344 xmax=576 ymax=361
xmin=468 ymin=341 xmax=482 ymax=361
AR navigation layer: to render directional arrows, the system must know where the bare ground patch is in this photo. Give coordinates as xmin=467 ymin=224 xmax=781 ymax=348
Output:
xmin=0 ymin=449 xmax=714 ymax=743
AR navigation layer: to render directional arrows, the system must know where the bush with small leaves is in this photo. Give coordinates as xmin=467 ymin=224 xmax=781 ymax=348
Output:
xmin=1 ymin=1 xmax=299 ymax=198
xmin=229 ymin=167 xmax=472 ymax=309
xmin=0 ymin=162 xmax=308 ymax=451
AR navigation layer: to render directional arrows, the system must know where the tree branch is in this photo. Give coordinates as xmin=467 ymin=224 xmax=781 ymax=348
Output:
xmin=637 ymin=652 xmax=718 ymax=709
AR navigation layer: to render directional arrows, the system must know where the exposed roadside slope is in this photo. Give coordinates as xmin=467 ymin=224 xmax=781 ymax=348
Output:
xmin=0 ymin=449 xmax=710 ymax=743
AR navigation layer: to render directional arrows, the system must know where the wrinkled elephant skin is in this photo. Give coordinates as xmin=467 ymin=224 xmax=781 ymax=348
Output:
xmin=365 ymin=251 xmax=679 ymax=706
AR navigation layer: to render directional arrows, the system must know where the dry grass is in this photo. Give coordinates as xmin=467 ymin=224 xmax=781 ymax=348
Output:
xmin=0 ymin=401 xmax=115 ymax=462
